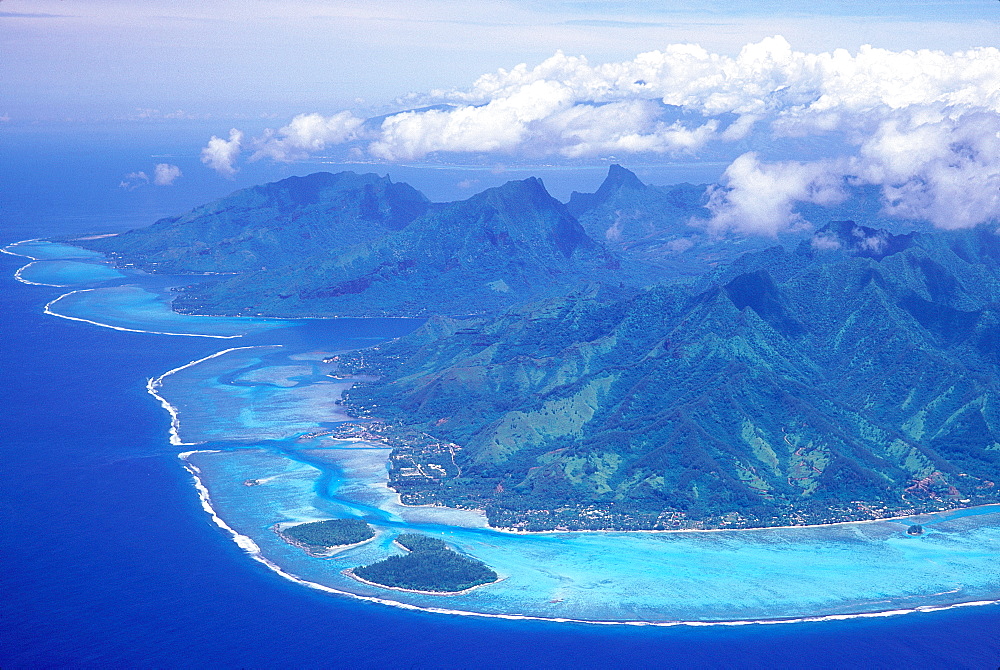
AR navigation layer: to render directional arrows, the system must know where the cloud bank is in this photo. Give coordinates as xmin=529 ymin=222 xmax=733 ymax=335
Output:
xmin=204 ymin=36 xmax=1000 ymax=233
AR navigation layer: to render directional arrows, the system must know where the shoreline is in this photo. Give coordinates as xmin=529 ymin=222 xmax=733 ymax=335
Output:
xmin=342 ymin=568 xmax=502 ymax=597
xmin=141 ymin=326 xmax=1000 ymax=625
xmin=14 ymin=261 xmax=70 ymax=287
xmin=15 ymin=224 xmax=1000 ymax=630
xmin=44 ymin=289 xmax=245 ymax=339
xmin=329 ymin=437 xmax=998 ymax=536
xmin=23 ymin=236 xmax=429 ymax=322
xmin=1 ymin=238 xmax=43 ymax=260
xmin=146 ymin=346 xmax=280 ymax=446
xmin=485 ymin=504 xmax=1000 ymax=536
xmin=175 ymin=446 xmax=1000 ymax=626
xmin=177 ymin=429 xmax=1000 ymax=625
xmin=273 ymin=523 xmax=377 ymax=557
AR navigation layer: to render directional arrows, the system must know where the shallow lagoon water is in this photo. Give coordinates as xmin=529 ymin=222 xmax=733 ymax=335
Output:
xmin=46 ymin=285 xmax=290 ymax=337
xmin=2 ymin=238 xmax=107 ymax=261
xmin=6 ymin=239 xmax=292 ymax=338
xmin=16 ymin=259 xmax=127 ymax=286
xmin=165 ymin=348 xmax=1000 ymax=624
xmin=8 ymin=233 xmax=1000 ymax=657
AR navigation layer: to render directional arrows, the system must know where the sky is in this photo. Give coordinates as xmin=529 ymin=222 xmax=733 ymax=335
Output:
xmin=3 ymin=0 xmax=1000 ymax=235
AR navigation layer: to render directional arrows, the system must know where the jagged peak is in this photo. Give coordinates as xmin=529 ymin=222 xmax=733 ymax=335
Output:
xmin=599 ymin=164 xmax=645 ymax=194
xmin=470 ymin=176 xmax=560 ymax=211
xmin=263 ymin=170 xmax=384 ymax=190
xmin=565 ymin=165 xmax=645 ymax=217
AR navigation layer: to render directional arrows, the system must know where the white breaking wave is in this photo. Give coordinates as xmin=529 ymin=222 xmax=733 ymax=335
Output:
xmin=177 ymin=448 xmax=1000 ymax=627
xmin=1 ymin=238 xmax=44 ymax=260
xmin=44 ymin=290 xmax=244 ymax=339
xmin=13 ymin=261 xmax=70 ymax=287
xmin=148 ymin=346 xmax=282 ymax=446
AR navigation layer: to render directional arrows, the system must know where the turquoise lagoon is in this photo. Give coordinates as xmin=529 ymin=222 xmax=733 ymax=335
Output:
xmin=17 ymin=260 xmax=127 ymax=287
xmin=16 ymin=237 xmax=1000 ymax=625
xmin=4 ymin=239 xmax=127 ymax=287
xmin=45 ymin=285 xmax=290 ymax=338
xmin=4 ymin=239 xmax=290 ymax=338
xmin=3 ymin=238 xmax=108 ymax=261
xmin=171 ymin=348 xmax=1000 ymax=625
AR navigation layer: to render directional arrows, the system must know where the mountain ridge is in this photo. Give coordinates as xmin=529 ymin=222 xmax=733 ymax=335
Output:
xmin=168 ymin=176 xmax=628 ymax=317
xmin=339 ymin=222 xmax=1000 ymax=530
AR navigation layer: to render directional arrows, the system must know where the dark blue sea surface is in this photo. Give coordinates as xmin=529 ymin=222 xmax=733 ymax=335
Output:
xmin=3 ymin=130 xmax=1000 ymax=668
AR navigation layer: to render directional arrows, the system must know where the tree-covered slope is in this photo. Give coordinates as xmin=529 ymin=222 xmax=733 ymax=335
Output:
xmin=567 ymin=165 xmax=775 ymax=276
xmin=75 ymin=171 xmax=429 ymax=273
xmin=342 ymin=222 xmax=1000 ymax=530
xmin=171 ymin=177 xmax=627 ymax=317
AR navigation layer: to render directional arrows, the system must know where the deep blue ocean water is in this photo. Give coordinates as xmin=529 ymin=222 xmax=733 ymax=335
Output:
xmin=3 ymin=125 xmax=1000 ymax=668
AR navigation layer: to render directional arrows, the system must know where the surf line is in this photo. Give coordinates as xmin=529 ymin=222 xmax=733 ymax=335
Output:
xmin=14 ymin=261 xmax=70 ymax=287
xmin=178 ymin=448 xmax=1000 ymax=627
xmin=149 ymin=345 xmax=282 ymax=446
xmin=0 ymin=238 xmax=43 ymax=260
xmin=44 ymin=289 xmax=243 ymax=338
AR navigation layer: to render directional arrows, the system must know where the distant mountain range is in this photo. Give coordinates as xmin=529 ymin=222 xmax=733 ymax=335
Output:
xmin=341 ymin=220 xmax=1000 ymax=530
xmin=72 ymin=166 xmax=777 ymax=316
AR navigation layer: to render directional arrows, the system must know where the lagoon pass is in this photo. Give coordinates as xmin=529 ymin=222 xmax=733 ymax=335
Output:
xmin=8 ymin=238 xmax=1000 ymax=626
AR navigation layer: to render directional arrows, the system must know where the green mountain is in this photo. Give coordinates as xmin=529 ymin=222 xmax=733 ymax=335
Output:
xmin=567 ymin=165 xmax=775 ymax=276
xmin=79 ymin=172 xmax=629 ymax=317
xmin=77 ymin=171 xmax=429 ymax=274
xmin=341 ymin=221 xmax=1000 ymax=530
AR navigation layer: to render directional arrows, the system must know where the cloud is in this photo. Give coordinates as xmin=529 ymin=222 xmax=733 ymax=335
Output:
xmin=130 ymin=108 xmax=206 ymax=121
xmin=0 ymin=11 xmax=71 ymax=18
xmin=810 ymin=232 xmax=842 ymax=251
xmin=120 ymin=164 xmax=183 ymax=189
xmin=119 ymin=171 xmax=149 ymax=191
xmin=251 ymin=112 xmax=366 ymax=162
xmin=201 ymin=129 xmax=243 ymax=176
xmin=702 ymin=153 xmax=847 ymax=236
xmin=212 ymin=36 xmax=1000 ymax=231
xmin=706 ymin=107 xmax=1000 ymax=233
xmin=153 ymin=163 xmax=182 ymax=186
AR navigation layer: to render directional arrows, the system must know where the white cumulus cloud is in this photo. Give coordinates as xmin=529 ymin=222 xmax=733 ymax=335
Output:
xmin=703 ymin=153 xmax=847 ymax=236
xmin=251 ymin=112 xmax=366 ymax=162
xmin=201 ymin=128 xmax=243 ymax=176
xmin=119 ymin=171 xmax=149 ymax=190
xmin=210 ymin=36 xmax=1000 ymax=232
xmin=153 ymin=163 xmax=182 ymax=186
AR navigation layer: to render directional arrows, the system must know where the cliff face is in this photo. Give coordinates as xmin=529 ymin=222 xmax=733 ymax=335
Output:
xmin=343 ymin=223 xmax=1000 ymax=529
xmin=71 ymin=166 xmax=1000 ymax=529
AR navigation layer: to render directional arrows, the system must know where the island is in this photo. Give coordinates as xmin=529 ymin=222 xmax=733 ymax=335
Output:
xmin=68 ymin=166 xmax=1000 ymax=533
xmin=276 ymin=518 xmax=375 ymax=556
xmin=348 ymin=533 xmax=499 ymax=594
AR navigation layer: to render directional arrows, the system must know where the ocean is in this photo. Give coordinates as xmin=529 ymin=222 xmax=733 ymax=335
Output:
xmin=2 ymin=123 xmax=1000 ymax=668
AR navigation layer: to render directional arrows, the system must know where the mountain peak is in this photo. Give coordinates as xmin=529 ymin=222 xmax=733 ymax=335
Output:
xmin=565 ymin=165 xmax=645 ymax=217
xmin=477 ymin=177 xmax=558 ymax=211
xmin=601 ymin=164 xmax=645 ymax=193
